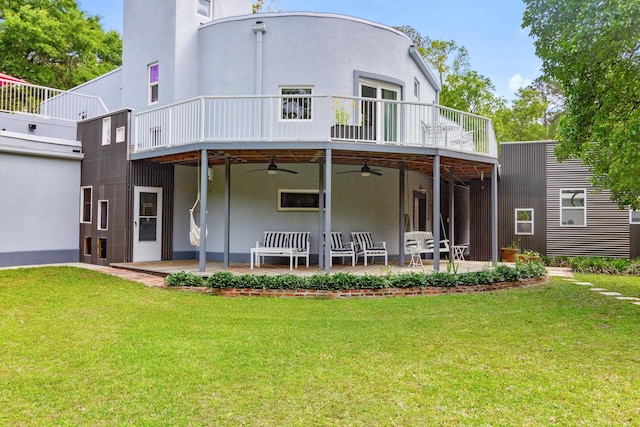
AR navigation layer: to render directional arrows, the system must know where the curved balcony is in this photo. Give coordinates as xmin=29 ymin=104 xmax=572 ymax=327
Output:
xmin=134 ymin=95 xmax=498 ymax=158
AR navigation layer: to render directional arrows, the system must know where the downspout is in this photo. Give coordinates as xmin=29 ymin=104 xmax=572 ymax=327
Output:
xmin=252 ymin=22 xmax=266 ymax=139
xmin=252 ymin=21 xmax=266 ymax=95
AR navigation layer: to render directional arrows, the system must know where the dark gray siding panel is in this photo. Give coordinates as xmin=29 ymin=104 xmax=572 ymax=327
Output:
xmin=131 ymin=161 xmax=175 ymax=261
xmin=631 ymin=225 xmax=640 ymax=258
xmin=469 ymin=178 xmax=492 ymax=261
xmin=79 ymin=111 xmax=130 ymax=265
xmin=546 ymin=143 xmax=629 ymax=257
xmin=498 ymin=142 xmax=547 ymax=255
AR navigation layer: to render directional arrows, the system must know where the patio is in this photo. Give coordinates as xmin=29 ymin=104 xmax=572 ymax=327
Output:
xmin=110 ymin=259 xmax=494 ymax=278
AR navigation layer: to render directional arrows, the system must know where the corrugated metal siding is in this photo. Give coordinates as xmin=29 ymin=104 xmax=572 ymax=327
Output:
xmin=546 ymin=142 xmax=629 ymax=257
xmin=78 ymin=111 xmax=130 ymax=265
xmin=498 ymin=142 xmax=547 ymax=255
xmin=130 ymin=161 xmax=175 ymax=261
xmin=630 ymin=225 xmax=640 ymax=258
xmin=469 ymin=178 xmax=492 ymax=261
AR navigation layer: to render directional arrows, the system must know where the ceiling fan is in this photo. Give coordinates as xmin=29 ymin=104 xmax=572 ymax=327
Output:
xmin=336 ymin=159 xmax=382 ymax=177
xmin=247 ymin=157 xmax=298 ymax=175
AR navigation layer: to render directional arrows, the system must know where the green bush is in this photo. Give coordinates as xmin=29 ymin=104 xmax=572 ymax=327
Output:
xmin=206 ymin=271 xmax=237 ymax=288
xmin=202 ymin=262 xmax=547 ymax=291
xmin=166 ymin=271 xmax=204 ymax=287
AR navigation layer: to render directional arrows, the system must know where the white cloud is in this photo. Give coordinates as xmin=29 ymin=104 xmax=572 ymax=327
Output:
xmin=508 ymin=74 xmax=532 ymax=94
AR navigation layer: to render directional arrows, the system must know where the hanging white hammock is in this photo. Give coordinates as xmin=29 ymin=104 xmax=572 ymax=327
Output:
xmin=189 ymin=193 xmax=207 ymax=247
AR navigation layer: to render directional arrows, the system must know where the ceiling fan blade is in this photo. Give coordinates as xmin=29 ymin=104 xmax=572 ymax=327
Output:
xmin=246 ymin=168 xmax=266 ymax=173
xmin=279 ymin=168 xmax=298 ymax=174
xmin=371 ymin=170 xmax=383 ymax=176
xmin=336 ymin=170 xmax=359 ymax=175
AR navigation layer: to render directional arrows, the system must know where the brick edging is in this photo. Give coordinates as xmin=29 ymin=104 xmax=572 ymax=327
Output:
xmin=200 ymin=276 xmax=548 ymax=298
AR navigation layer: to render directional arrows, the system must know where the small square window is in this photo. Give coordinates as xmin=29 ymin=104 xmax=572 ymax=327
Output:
xmin=561 ymin=189 xmax=586 ymax=226
xmin=630 ymin=209 xmax=640 ymax=224
xmin=98 ymin=200 xmax=108 ymax=231
xmin=102 ymin=117 xmax=111 ymax=145
xmin=115 ymin=126 xmax=126 ymax=143
xmin=281 ymin=87 xmax=312 ymax=120
xmin=196 ymin=0 xmax=211 ymax=18
xmin=515 ymin=208 xmax=534 ymax=235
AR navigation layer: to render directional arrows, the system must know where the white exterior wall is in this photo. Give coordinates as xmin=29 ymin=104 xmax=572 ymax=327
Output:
xmin=173 ymin=164 xmax=434 ymax=259
xmin=198 ymin=13 xmax=438 ymax=100
xmin=0 ymin=136 xmax=82 ymax=266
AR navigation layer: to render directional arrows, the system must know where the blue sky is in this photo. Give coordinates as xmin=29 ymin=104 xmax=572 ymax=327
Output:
xmin=78 ymin=0 xmax=540 ymax=101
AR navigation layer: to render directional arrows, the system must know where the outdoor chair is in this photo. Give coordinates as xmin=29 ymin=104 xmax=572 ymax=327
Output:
xmin=324 ymin=232 xmax=355 ymax=267
xmin=351 ymin=232 xmax=388 ymax=266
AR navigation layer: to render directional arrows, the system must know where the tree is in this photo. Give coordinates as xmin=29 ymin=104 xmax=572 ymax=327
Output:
xmin=440 ymin=70 xmax=499 ymax=115
xmin=252 ymin=0 xmax=280 ymax=13
xmin=530 ymin=76 xmax=564 ymax=138
xmin=494 ymin=87 xmax=548 ymax=142
xmin=0 ymin=0 xmax=122 ymax=89
xmin=523 ymin=0 xmax=640 ymax=207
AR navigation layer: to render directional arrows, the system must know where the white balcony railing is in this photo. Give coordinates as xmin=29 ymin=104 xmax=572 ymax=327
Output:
xmin=134 ymin=95 xmax=498 ymax=158
xmin=0 ymin=77 xmax=108 ymax=121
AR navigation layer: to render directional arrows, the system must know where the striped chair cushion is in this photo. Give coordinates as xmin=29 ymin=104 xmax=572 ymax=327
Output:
xmin=264 ymin=232 xmax=288 ymax=248
xmin=330 ymin=232 xmax=344 ymax=250
xmin=289 ymin=232 xmax=308 ymax=251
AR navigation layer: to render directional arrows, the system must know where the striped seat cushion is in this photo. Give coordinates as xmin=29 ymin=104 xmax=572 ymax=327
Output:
xmin=289 ymin=232 xmax=308 ymax=251
xmin=330 ymin=232 xmax=345 ymax=250
xmin=264 ymin=232 xmax=288 ymax=248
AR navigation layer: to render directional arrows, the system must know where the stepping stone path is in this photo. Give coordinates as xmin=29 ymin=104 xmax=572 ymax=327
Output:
xmin=563 ymin=279 xmax=640 ymax=308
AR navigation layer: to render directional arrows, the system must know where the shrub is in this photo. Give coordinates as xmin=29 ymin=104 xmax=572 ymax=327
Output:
xmin=166 ymin=271 xmax=204 ymax=287
xmin=207 ymin=271 xmax=237 ymax=288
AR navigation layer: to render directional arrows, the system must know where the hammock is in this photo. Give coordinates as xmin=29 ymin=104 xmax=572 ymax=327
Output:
xmin=189 ymin=193 xmax=207 ymax=247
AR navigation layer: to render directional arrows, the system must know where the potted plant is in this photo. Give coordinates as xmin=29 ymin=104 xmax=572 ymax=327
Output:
xmin=522 ymin=249 xmax=541 ymax=263
xmin=500 ymin=240 xmax=520 ymax=262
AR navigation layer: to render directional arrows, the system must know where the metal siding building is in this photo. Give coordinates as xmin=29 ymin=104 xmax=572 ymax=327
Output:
xmin=545 ymin=142 xmax=629 ymax=258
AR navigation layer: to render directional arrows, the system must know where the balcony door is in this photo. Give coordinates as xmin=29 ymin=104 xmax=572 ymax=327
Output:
xmin=133 ymin=186 xmax=163 ymax=262
xmin=360 ymin=80 xmax=399 ymax=142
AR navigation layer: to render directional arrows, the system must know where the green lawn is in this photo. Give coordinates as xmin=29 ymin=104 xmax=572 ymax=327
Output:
xmin=1 ymin=267 xmax=639 ymax=426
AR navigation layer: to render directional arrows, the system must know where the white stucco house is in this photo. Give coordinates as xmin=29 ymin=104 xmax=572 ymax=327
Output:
xmin=0 ymin=0 xmax=500 ymax=272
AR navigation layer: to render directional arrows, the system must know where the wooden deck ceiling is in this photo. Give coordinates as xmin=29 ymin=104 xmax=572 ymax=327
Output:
xmin=138 ymin=148 xmax=496 ymax=182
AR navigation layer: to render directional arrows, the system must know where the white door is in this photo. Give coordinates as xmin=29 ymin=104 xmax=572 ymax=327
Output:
xmin=133 ymin=186 xmax=163 ymax=262
xmin=360 ymin=79 xmax=400 ymax=143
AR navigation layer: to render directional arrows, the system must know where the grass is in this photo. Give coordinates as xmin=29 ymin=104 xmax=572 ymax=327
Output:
xmin=1 ymin=267 xmax=639 ymax=426
xmin=573 ymin=273 xmax=640 ymax=298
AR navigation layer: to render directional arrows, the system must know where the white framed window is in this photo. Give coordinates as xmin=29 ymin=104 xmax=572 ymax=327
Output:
xmin=560 ymin=189 xmax=586 ymax=226
xmin=80 ymin=186 xmax=92 ymax=223
xmin=102 ymin=117 xmax=111 ymax=145
xmin=515 ymin=208 xmax=534 ymax=235
xmin=196 ymin=0 xmax=211 ymax=18
xmin=281 ymin=87 xmax=312 ymax=120
xmin=148 ymin=62 xmax=159 ymax=104
xmin=630 ymin=209 xmax=640 ymax=224
xmin=98 ymin=200 xmax=109 ymax=231
xmin=115 ymin=126 xmax=126 ymax=143
xmin=414 ymin=78 xmax=420 ymax=100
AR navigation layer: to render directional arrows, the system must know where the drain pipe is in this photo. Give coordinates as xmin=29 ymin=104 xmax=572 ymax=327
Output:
xmin=252 ymin=21 xmax=266 ymax=95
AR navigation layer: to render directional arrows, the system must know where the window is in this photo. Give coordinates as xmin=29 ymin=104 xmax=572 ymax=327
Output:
xmin=630 ymin=209 xmax=640 ymax=224
xmin=515 ymin=208 xmax=534 ymax=235
xmin=80 ymin=186 xmax=92 ymax=223
xmin=98 ymin=238 xmax=107 ymax=259
xmin=149 ymin=63 xmax=159 ymax=104
xmin=561 ymin=189 xmax=586 ymax=226
xmin=196 ymin=0 xmax=211 ymax=18
xmin=414 ymin=78 xmax=420 ymax=99
xmin=102 ymin=117 xmax=111 ymax=145
xmin=115 ymin=126 xmax=126 ymax=143
xmin=98 ymin=200 xmax=108 ymax=231
xmin=281 ymin=87 xmax=312 ymax=120
xmin=84 ymin=237 xmax=92 ymax=256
